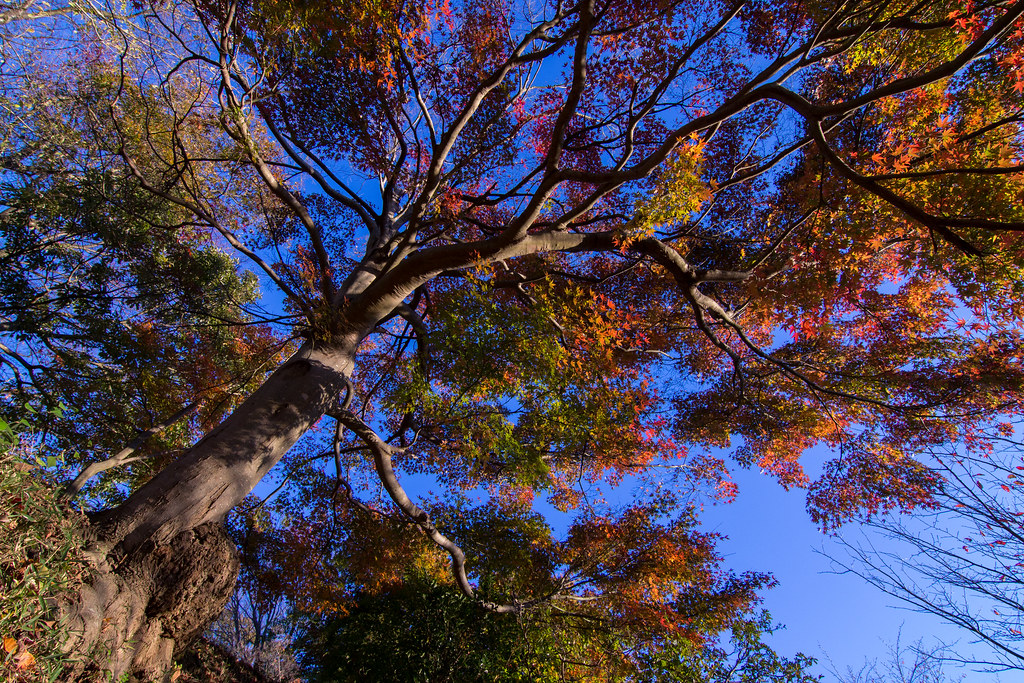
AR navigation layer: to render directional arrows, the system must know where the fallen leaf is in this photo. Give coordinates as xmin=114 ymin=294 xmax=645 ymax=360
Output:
xmin=14 ymin=649 xmax=35 ymax=670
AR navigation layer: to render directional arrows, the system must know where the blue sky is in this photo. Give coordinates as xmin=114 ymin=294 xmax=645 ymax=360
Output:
xmin=700 ymin=456 xmax=1021 ymax=681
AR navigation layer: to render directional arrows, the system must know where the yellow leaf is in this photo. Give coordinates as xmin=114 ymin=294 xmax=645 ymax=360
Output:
xmin=14 ymin=649 xmax=35 ymax=670
xmin=2 ymin=636 xmax=15 ymax=654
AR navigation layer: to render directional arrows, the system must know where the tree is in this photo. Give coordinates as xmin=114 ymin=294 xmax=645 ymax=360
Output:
xmin=204 ymin=504 xmax=301 ymax=681
xmin=831 ymin=636 xmax=965 ymax=683
xmin=636 ymin=612 xmax=821 ymax=683
xmin=837 ymin=422 xmax=1024 ymax=672
xmin=297 ymin=576 xmax=816 ymax=682
xmin=2 ymin=0 xmax=1024 ymax=678
xmin=287 ymin=500 xmax=776 ymax=681
xmin=297 ymin=574 xmax=559 ymax=682
xmin=0 ymin=10 xmax=283 ymax=503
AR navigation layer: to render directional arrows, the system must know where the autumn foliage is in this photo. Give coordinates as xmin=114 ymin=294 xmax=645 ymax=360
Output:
xmin=2 ymin=0 xmax=1024 ymax=678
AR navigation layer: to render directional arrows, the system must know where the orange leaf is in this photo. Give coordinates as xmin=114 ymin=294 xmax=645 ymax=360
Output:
xmin=2 ymin=636 xmax=15 ymax=654
xmin=14 ymin=650 xmax=35 ymax=670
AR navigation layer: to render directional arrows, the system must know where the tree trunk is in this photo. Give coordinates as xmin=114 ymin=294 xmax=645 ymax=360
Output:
xmin=61 ymin=522 xmax=240 ymax=681
xmin=64 ymin=340 xmax=358 ymax=680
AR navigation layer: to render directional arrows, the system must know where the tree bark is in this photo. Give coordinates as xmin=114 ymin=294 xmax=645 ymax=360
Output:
xmin=62 ymin=522 xmax=240 ymax=681
xmin=92 ymin=340 xmax=358 ymax=557
xmin=64 ymin=339 xmax=359 ymax=680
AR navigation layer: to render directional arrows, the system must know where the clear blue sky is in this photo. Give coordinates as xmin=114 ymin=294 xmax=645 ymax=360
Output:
xmin=699 ymin=456 xmax=1022 ymax=682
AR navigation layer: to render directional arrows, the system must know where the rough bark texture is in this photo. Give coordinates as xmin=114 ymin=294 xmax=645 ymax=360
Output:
xmin=94 ymin=343 xmax=357 ymax=558
xmin=57 ymin=343 xmax=358 ymax=680
xmin=62 ymin=522 xmax=239 ymax=681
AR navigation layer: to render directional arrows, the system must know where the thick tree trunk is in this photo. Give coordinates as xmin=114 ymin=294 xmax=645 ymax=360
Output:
xmin=62 ymin=522 xmax=239 ymax=681
xmin=64 ymin=340 xmax=359 ymax=680
xmin=93 ymin=341 xmax=357 ymax=556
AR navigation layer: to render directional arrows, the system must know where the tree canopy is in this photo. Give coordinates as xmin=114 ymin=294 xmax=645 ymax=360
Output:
xmin=2 ymin=0 xmax=1024 ymax=679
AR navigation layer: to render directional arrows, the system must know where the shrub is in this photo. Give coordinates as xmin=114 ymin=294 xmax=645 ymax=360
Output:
xmin=1 ymin=409 xmax=87 ymax=682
